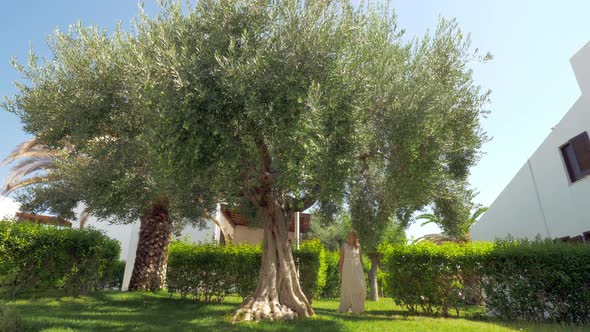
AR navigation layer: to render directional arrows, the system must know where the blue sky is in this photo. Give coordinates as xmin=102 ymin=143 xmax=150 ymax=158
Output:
xmin=0 ymin=1 xmax=589 ymax=239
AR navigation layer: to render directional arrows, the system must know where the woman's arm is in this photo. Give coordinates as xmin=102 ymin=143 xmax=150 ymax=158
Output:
xmin=339 ymin=244 xmax=345 ymax=278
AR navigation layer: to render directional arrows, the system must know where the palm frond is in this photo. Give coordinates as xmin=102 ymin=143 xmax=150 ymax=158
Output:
xmin=415 ymin=213 xmax=436 ymax=220
xmin=1 ymin=175 xmax=59 ymax=195
xmin=2 ymin=137 xmax=62 ymax=164
xmin=4 ymin=157 xmax=58 ymax=189
xmin=470 ymin=207 xmax=488 ymax=221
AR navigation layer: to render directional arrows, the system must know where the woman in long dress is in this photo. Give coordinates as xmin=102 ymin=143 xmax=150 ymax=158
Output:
xmin=338 ymin=230 xmax=366 ymax=314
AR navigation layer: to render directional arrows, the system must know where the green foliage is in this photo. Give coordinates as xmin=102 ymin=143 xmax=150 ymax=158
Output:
xmin=293 ymin=239 xmax=327 ymax=303
xmin=380 ymin=241 xmax=493 ymax=317
xmin=167 ymin=239 xmax=326 ymax=302
xmin=167 ymin=242 xmax=261 ymax=302
xmin=320 ymin=251 xmax=341 ymax=299
xmin=0 ymin=220 xmax=120 ymax=298
xmin=4 ymin=0 xmax=490 ymax=229
xmin=381 ymin=240 xmax=590 ymax=324
xmin=0 ymin=302 xmax=22 ymax=332
xmin=480 ymin=239 xmax=590 ymax=324
xmin=102 ymin=260 xmax=126 ymax=290
xmin=308 ymin=211 xmax=351 ymax=251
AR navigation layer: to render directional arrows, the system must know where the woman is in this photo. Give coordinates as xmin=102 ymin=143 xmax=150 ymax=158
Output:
xmin=338 ymin=230 xmax=366 ymax=314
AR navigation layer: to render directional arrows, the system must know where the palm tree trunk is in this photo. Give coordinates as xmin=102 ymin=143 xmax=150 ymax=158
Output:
xmin=128 ymin=197 xmax=172 ymax=291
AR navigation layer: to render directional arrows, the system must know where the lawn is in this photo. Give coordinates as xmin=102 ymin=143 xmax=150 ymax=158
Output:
xmin=6 ymin=292 xmax=590 ymax=332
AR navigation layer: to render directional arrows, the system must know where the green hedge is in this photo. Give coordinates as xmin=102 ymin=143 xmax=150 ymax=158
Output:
xmin=321 ymin=251 xmax=341 ymax=298
xmin=293 ymin=239 xmax=327 ymax=303
xmin=381 ymin=240 xmax=590 ymax=323
xmin=0 ymin=220 xmax=120 ymax=298
xmin=103 ymin=260 xmax=126 ymax=290
xmin=380 ymin=241 xmax=491 ymax=317
xmin=480 ymin=239 xmax=590 ymax=324
xmin=167 ymin=239 xmax=326 ymax=303
xmin=167 ymin=242 xmax=261 ymax=302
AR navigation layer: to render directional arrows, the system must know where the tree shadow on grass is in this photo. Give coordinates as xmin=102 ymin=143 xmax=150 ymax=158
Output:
xmin=13 ymin=292 xmax=345 ymax=332
xmin=314 ymin=308 xmax=412 ymax=323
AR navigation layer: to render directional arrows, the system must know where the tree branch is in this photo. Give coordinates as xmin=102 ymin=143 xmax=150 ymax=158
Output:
xmin=287 ymin=185 xmax=320 ymax=212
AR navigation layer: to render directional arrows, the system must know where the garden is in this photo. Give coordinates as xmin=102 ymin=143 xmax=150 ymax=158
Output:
xmin=1 ymin=0 xmax=589 ymax=331
xmin=1 ymin=221 xmax=590 ymax=331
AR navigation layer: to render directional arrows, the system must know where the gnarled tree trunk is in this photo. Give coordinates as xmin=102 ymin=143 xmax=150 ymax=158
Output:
xmin=233 ymin=202 xmax=314 ymax=321
xmin=128 ymin=198 xmax=172 ymax=291
xmin=368 ymin=255 xmax=379 ymax=301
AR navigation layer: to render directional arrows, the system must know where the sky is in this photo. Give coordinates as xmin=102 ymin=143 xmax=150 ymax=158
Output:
xmin=0 ymin=1 xmax=589 ymax=240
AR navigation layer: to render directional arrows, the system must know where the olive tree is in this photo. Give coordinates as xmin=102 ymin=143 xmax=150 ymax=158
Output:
xmin=4 ymin=0 xmax=490 ymax=321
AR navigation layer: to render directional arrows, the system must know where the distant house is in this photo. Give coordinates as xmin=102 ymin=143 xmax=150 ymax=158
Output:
xmin=15 ymin=211 xmax=72 ymax=228
xmin=215 ymin=205 xmax=311 ymax=245
xmin=471 ymin=42 xmax=590 ymax=242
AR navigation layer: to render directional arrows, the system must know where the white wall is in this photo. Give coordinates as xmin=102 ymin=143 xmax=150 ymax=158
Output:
xmin=0 ymin=196 xmax=20 ymax=219
xmin=69 ymin=205 xmax=215 ymax=290
xmin=472 ymin=42 xmax=590 ymax=241
xmin=120 ymin=219 xmax=215 ymax=291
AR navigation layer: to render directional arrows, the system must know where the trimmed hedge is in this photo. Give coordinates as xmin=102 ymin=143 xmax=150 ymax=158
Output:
xmin=480 ymin=239 xmax=590 ymax=324
xmin=167 ymin=242 xmax=261 ymax=302
xmin=321 ymin=251 xmax=341 ymax=298
xmin=381 ymin=241 xmax=491 ymax=317
xmin=167 ymin=239 xmax=326 ymax=303
xmin=0 ymin=220 xmax=120 ymax=298
xmin=381 ymin=240 xmax=590 ymax=324
xmin=103 ymin=260 xmax=126 ymax=290
xmin=293 ymin=239 xmax=327 ymax=302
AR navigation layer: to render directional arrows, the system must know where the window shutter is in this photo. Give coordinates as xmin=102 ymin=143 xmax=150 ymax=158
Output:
xmin=570 ymin=132 xmax=590 ymax=173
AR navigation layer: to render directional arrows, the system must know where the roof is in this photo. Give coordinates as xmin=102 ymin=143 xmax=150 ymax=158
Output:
xmin=15 ymin=212 xmax=73 ymax=228
xmin=221 ymin=208 xmax=311 ymax=233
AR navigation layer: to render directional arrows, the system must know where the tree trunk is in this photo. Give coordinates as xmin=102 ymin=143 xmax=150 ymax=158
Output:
xmin=368 ymin=256 xmax=379 ymax=301
xmin=233 ymin=203 xmax=314 ymax=321
xmin=128 ymin=198 xmax=172 ymax=291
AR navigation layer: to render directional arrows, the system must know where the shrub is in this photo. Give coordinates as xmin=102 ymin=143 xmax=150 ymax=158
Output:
xmin=380 ymin=241 xmax=492 ymax=317
xmin=0 ymin=302 xmax=22 ymax=332
xmin=167 ymin=240 xmax=326 ymax=302
xmin=480 ymin=239 xmax=590 ymax=324
xmin=102 ymin=260 xmax=126 ymax=290
xmin=381 ymin=239 xmax=590 ymax=324
xmin=0 ymin=220 xmax=121 ymax=298
xmin=321 ymin=251 xmax=341 ymax=299
xmin=167 ymin=242 xmax=258 ymax=302
xmin=294 ymin=239 xmax=326 ymax=303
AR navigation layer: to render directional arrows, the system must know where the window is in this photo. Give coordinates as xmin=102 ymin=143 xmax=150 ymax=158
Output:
xmin=560 ymin=131 xmax=590 ymax=183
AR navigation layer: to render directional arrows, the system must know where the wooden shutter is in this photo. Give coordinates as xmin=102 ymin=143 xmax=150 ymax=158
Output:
xmin=570 ymin=132 xmax=590 ymax=174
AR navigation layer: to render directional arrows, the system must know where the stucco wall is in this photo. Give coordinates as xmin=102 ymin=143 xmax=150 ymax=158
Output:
xmin=232 ymin=224 xmax=297 ymax=245
xmin=471 ymin=42 xmax=590 ymax=241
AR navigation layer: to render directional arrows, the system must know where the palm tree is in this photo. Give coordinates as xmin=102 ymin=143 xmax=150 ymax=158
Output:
xmin=1 ymin=138 xmax=227 ymax=291
xmin=1 ymin=138 xmax=91 ymax=228
xmin=416 ymin=213 xmax=444 ymax=228
xmin=1 ymin=138 xmax=61 ymax=196
xmin=415 ymin=207 xmax=488 ymax=242
xmin=461 ymin=207 xmax=488 ymax=240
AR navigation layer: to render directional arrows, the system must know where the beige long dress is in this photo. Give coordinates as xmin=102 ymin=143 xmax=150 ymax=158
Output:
xmin=339 ymin=242 xmax=366 ymax=314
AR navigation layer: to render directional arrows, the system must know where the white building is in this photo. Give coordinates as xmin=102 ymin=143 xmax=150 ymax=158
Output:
xmin=68 ymin=208 xmax=216 ymax=291
xmin=471 ymin=42 xmax=590 ymax=242
xmin=0 ymin=195 xmax=20 ymax=219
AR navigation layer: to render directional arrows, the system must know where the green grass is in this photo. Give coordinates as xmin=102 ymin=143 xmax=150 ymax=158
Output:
xmin=5 ymin=292 xmax=590 ymax=332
